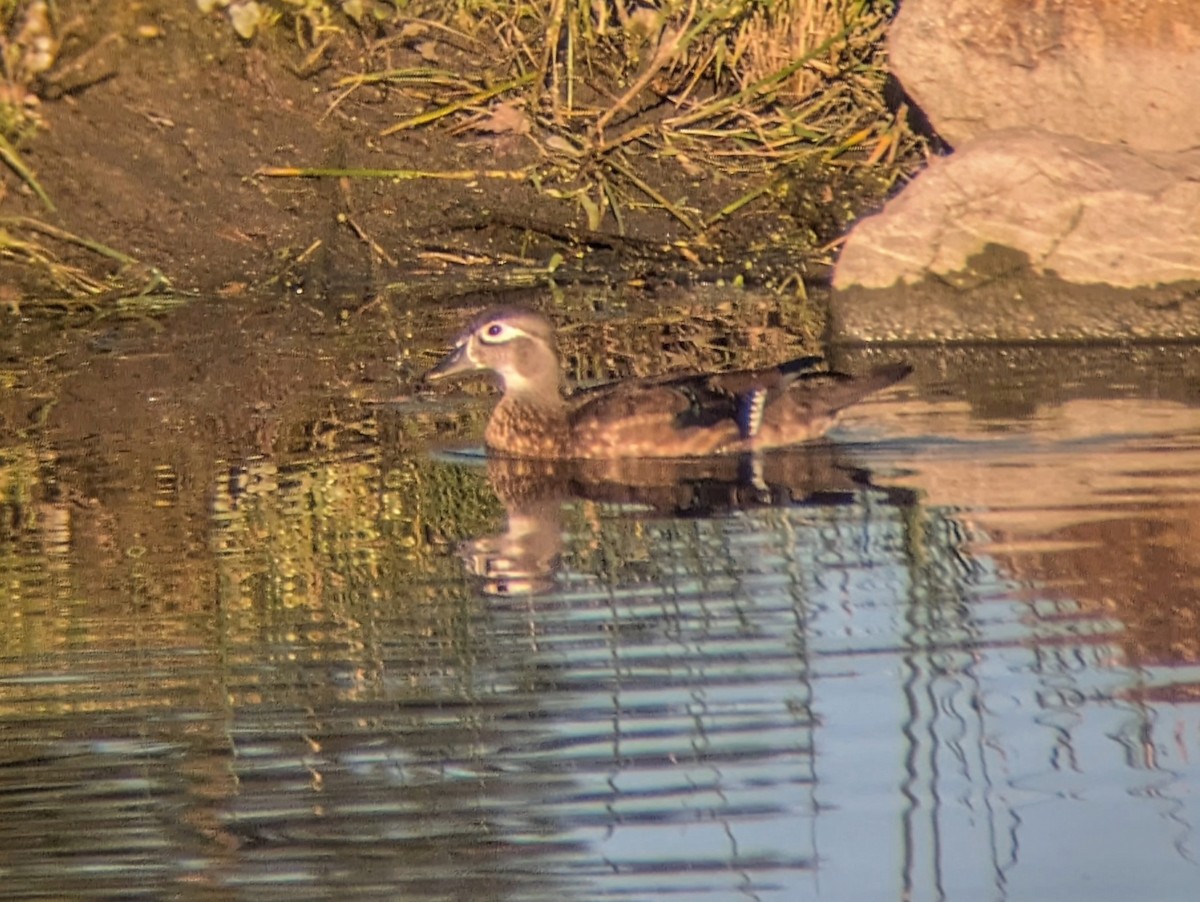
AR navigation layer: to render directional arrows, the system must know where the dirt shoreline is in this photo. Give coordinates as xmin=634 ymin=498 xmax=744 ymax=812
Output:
xmin=10 ymin=5 xmax=876 ymax=305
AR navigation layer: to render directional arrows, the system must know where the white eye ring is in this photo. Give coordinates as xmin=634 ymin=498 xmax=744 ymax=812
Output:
xmin=479 ymin=321 xmax=521 ymax=344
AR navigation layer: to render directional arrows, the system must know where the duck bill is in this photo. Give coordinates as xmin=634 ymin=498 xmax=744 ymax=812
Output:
xmin=424 ymin=343 xmax=478 ymax=383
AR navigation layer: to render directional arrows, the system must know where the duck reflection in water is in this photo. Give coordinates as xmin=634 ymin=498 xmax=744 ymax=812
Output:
xmin=459 ymin=444 xmax=913 ymax=597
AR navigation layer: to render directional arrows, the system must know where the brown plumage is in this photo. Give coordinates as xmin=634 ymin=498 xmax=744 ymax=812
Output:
xmin=423 ymin=306 xmax=910 ymax=460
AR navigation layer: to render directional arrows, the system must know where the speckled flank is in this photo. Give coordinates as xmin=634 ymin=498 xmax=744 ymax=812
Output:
xmin=571 ymin=414 xmax=737 ymax=459
xmin=485 ymin=398 xmax=571 ymax=459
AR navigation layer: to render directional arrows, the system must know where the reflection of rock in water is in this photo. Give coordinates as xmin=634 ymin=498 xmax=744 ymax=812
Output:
xmin=460 ymin=443 xmax=916 ymax=597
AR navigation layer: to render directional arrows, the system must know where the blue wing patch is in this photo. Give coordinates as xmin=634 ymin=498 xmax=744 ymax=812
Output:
xmin=737 ymin=388 xmax=767 ymax=439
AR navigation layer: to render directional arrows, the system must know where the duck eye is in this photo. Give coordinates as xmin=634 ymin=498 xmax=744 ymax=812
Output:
xmin=480 ymin=321 xmax=514 ymax=344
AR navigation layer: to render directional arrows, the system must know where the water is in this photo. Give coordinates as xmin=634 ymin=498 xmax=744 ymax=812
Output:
xmin=2 ymin=300 xmax=1200 ymax=900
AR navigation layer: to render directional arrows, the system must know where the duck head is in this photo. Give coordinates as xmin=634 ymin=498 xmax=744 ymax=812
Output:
xmin=424 ymin=307 xmax=565 ymax=400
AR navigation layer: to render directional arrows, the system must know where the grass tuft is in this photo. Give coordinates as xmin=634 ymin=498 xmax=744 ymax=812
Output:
xmin=245 ymin=0 xmax=922 ymax=244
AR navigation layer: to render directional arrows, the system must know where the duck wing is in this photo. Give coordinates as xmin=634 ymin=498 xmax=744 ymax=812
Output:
xmin=751 ymin=362 xmax=913 ymax=447
xmin=564 ymin=356 xmax=831 ymax=457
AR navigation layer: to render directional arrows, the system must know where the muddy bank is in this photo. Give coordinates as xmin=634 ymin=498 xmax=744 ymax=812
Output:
xmin=8 ymin=2 xmax=896 ymax=306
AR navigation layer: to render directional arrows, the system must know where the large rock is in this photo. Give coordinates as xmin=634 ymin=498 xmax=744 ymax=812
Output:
xmin=889 ymin=0 xmax=1200 ymax=153
xmin=831 ymin=0 xmax=1200 ymax=326
xmin=833 ymin=130 xmax=1200 ymax=291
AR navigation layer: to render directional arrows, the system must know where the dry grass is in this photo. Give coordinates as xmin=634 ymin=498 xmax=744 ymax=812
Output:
xmin=0 ymin=0 xmax=57 ymax=206
xmin=252 ymin=0 xmax=921 ymax=240
xmin=0 ymin=1 xmax=178 ymax=307
xmin=0 ymin=216 xmax=181 ymax=312
xmin=736 ymin=0 xmax=856 ymax=101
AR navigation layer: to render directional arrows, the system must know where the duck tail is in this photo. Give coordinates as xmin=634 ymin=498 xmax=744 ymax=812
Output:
xmin=838 ymin=362 xmax=912 ymax=411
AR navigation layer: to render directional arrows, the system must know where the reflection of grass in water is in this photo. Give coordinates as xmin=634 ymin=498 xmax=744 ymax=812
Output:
xmin=0 ymin=443 xmax=113 ymax=681
xmin=207 ymin=450 xmax=508 ymax=704
xmin=0 ymin=438 xmax=509 ymax=711
xmin=212 ymin=451 xmax=501 ymax=619
xmin=0 ymin=443 xmax=79 ymax=664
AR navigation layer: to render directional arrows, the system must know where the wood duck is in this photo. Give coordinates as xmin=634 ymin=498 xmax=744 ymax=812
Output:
xmin=423 ymin=306 xmax=911 ymax=460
